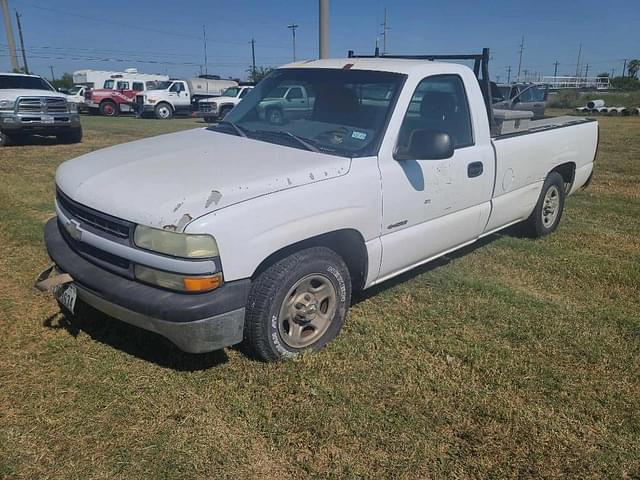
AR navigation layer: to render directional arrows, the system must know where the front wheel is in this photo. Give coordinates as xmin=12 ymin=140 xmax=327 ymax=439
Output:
xmin=522 ymin=171 xmax=566 ymax=237
xmin=154 ymin=103 xmax=173 ymax=120
xmin=99 ymin=100 xmax=118 ymax=117
xmin=266 ymin=107 xmax=284 ymax=125
xmin=244 ymin=247 xmax=351 ymax=362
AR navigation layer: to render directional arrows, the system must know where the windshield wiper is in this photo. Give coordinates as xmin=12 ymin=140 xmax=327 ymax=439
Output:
xmin=253 ymin=130 xmax=320 ymax=153
xmin=217 ymin=120 xmax=248 ymax=138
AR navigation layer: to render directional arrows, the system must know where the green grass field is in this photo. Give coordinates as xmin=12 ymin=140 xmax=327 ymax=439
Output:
xmin=1 ymin=112 xmax=638 ymax=478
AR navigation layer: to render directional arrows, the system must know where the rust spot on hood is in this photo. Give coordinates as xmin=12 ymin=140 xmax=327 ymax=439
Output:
xmin=205 ymin=190 xmax=223 ymax=209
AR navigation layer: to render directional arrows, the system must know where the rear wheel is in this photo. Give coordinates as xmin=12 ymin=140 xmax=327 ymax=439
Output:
xmin=244 ymin=247 xmax=351 ymax=362
xmin=0 ymin=131 xmax=9 ymax=147
xmin=154 ymin=102 xmax=173 ymax=120
xmin=99 ymin=100 xmax=118 ymax=117
xmin=522 ymin=171 xmax=565 ymax=237
xmin=56 ymin=127 xmax=83 ymax=144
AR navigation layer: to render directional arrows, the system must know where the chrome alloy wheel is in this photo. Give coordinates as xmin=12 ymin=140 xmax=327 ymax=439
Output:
xmin=157 ymin=105 xmax=172 ymax=119
xmin=542 ymin=185 xmax=560 ymax=228
xmin=277 ymin=274 xmax=338 ymax=349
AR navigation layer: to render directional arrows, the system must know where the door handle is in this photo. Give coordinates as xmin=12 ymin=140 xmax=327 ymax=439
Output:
xmin=467 ymin=161 xmax=483 ymax=178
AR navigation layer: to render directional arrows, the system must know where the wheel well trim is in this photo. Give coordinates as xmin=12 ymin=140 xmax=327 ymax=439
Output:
xmin=250 ymin=228 xmax=369 ymax=291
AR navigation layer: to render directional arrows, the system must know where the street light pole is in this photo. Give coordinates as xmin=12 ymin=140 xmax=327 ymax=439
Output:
xmin=319 ymin=0 xmax=329 ymax=59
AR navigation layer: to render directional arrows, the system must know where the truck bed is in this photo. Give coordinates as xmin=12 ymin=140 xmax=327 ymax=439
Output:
xmin=492 ymin=109 xmax=594 ymax=138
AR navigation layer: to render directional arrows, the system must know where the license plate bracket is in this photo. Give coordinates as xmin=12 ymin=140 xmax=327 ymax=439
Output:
xmin=54 ymin=283 xmax=77 ymax=314
xmin=41 ymin=115 xmax=55 ymax=124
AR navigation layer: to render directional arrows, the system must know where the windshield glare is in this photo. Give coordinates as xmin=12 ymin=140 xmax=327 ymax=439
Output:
xmin=0 ymin=75 xmax=53 ymax=91
xmin=216 ymin=68 xmax=405 ymax=157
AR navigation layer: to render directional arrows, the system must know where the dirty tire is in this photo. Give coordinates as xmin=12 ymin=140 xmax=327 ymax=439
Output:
xmin=99 ymin=100 xmax=118 ymax=117
xmin=244 ymin=247 xmax=351 ymax=362
xmin=154 ymin=102 xmax=173 ymax=120
xmin=56 ymin=127 xmax=83 ymax=144
xmin=266 ymin=107 xmax=284 ymax=125
xmin=522 ymin=171 xmax=566 ymax=238
xmin=0 ymin=131 xmax=9 ymax=147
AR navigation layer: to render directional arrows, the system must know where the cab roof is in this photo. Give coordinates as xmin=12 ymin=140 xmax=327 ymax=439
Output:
xmin=280 ymin=57 xmax=473 ymax=76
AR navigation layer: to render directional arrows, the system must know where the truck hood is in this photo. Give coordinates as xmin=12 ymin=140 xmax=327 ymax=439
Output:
xmin=56 ymin=128 xmax=350 ymax=230
xmin=0 ymin=89 xmax=66 ymax=101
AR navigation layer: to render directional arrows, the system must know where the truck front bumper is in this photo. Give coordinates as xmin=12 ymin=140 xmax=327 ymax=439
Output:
xmin=43 ymin=218 xmax=250 ymax=353
xmin=1 ymin=111 xmax=80 ymax=131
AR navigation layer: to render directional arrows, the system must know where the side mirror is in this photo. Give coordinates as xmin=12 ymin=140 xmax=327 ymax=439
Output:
xmin=395 ymin=129 xmax=454 ymax=161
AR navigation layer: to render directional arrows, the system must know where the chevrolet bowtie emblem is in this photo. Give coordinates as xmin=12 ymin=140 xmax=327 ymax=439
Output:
xmin=64 ymin=219 xmax=82 ymax=241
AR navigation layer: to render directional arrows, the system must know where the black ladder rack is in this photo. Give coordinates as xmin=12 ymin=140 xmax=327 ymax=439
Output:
xmin=347 ymin=48 xmax=495 ymax=129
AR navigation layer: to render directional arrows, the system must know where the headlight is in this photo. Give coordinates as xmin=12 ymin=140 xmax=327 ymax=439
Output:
xmin=134 ymin=225 xmax=219 ymax=258
xmin=135 ymin=265 xmax=222 ymax=292
xmin=68 ymin=102 xmax=78 ymax=113
xmin=0 ymin=100 xmax=15 ymax=111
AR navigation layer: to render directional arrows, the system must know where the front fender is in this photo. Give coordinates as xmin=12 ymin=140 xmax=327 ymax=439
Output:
xmin=184 ymin=157 xmax=383 ymax=283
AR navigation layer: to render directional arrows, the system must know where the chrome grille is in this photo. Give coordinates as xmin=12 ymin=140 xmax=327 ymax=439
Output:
xmin=56 ymin=190 xmax=132 ymax=240
xmin=17 ymin=97 xmax=68 ymax=114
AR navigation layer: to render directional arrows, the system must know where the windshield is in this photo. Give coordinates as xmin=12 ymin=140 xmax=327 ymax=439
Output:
xmin=222 ymin=87 xmax=240 ymax=97
xmin=148 ymin=81 xmax=172 ymax=90
xmin=68 ymin=86 xmax=83 ymax=95
xmin=0 ymin=75 xmax=53 ymax=91
xmin=213 ymin=68 xmax=405 ymax=157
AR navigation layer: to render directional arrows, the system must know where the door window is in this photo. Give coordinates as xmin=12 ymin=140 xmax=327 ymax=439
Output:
xmin=239 ymin=88 xmax=250 ymax=98
xmin=170 ymin=82 xmax=184 ymax=93
xmin=116 ymin=81 xmax=129 ymax=90
xmin=286 ymin=87 xmax=303 ymax=100
xmin=132 ymin=82 xmax=144 ymax=91
xmin=398 ymin=74 xmax=473 ymax=150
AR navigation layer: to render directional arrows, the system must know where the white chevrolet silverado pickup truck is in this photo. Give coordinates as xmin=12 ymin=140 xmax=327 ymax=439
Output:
xmin=38 ymin=49 xmax=598 ymax=361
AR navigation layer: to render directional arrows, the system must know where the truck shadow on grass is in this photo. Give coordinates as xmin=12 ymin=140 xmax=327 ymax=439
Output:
xmin=43 ymin=307 xmax=229 ymax=371
xmin=42 ymin=226 xmax=526 ymax=370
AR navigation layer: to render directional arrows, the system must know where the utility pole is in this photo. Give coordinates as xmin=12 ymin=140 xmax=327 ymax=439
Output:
xmin=523 ymin=69 xmax=529 ymax=82
xmin=553 ymin=60 xmax=559 ymax=77
xmin=584 ymin=63 xmax=590 ymax=78
xmin=622 ymin=59 xmax=627 ymax=78
xmin=380 ymin=8 xmax=389 ymax=55
xmin=506 ymin=65 xmax=512 ymax=83
xmin=287 ymin=23 xmax=298 ymax=62
xmin=575 ymin=43 xmax=582 ymax=78
xmin=15 ymin=10 xmax=28 ymax=74
xmin=49 ymin=65 xmax=55 ymax=82
xmin=1 ymin=0 xmax=18 ymax=71
xmin=202 ymin=25 xmax=208 ymax=76
xmin=250 ymin=38 xmax=256 ymax=80
xmin=610 ymin=68 xmax=614 ymax=78
xmin=516 ymin=36 xmax=524 ymax=82
xmin=319 ymin=0 xmax=329 ymax=59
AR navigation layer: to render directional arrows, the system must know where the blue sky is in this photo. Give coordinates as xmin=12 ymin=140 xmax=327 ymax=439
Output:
xmin=2 ymin=0 xmax=639 ymax=81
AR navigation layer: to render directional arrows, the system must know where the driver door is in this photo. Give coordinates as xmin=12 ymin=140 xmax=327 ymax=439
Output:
xmin=377 ymin=74 xmax=494 ymax=280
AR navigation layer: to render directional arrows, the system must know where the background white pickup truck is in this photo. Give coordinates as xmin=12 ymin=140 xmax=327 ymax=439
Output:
xmin=198 ymin=85 xmax=254 ymax=122
xmin=41 ymin=49 xmax=597 ymax=362
xmin=0 ymin=72 xmax=82 ymax=146
xmin=136 ymin=78 xmax=238 ymax=119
